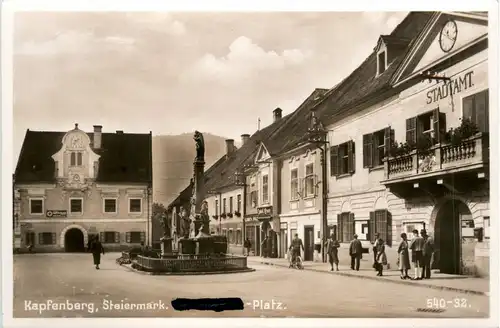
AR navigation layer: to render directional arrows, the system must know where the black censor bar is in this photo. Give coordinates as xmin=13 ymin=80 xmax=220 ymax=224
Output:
xmin=171 ymin=298 xmax=244 ymax=312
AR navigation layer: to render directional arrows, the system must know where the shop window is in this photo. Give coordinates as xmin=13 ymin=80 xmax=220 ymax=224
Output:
xmin=290 ymin=169 xmax=299 ymax=200
xmin=363 ymin=127 xmax=394 ymax=168
xmin=463 ymin=89 xmax=489 ymax=133
xmin=406 ymin=108 xmax=446 ymax=145
xmin=330 ymin=141 xmax=355 ymax=176
xmin=368 ymin=209 xmax=392 ymax=246
xmin=38 ymin=232 xmax=56 ymax=245
xmin=337 ymin=212 xmax=355 ymax=242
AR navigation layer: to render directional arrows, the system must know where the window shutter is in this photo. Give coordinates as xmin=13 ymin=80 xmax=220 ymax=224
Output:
xmin=126 ymin=232 xmax=131 ymax=243
xmin=349 ymin=212 xmax=355 ymax=239
xmin=475 ymin=89 xmax=489 ymax=133
xmin=140 ymin=232 xmax=145 ymax=242
xmin=114 ymin=232 xmax=120 ymax=243
xmin=38 ymin=233 xmax=43 ymax=245
xmin=100 ymin=232 xmax=105 ymax=243
xmin=330 ymin=146 xmax=338 ymax=176
xmin=51 ymin=233 xmax=56 ymax=245
xmin=363 ymin=134 xmax=373 ymax=168
xmin=368 ymin=211 xmax=375 ymax=243
xmin=384 ymin=127 xmax=394 ymax=158
xmin=433 ymin=108 xmax=447 ymax=143
xmin=337 ymin=214 xmax=343 ymax=242
xmin=347 ymin=141 xmax=355 ymax=173
xmin=314 ymin=174 xmax=319 ymax=196
xmin=386 ymin=210 xmax=392 ymax=247
xmin=406 ymin=117 xmax=417 ymax=145
xmin=373 ymin=132 xmax=380 ymax=166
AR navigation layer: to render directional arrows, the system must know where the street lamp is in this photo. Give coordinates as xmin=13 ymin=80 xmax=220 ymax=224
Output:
xmin=306 ymin=111 xmax=329 ymax=263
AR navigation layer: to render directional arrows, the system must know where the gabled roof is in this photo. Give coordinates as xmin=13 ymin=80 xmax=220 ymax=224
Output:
xmin=315 ymin=11 xmax=434 ymax=126
xmin=15 ymin=129 xmax=152 ymax=184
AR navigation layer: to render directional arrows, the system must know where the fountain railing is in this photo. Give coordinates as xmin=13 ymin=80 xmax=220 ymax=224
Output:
xmin=134 ymin=254 xmax=248 ymax=273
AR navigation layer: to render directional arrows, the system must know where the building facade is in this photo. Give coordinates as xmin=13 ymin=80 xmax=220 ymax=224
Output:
xmin=325 ymin=11 xmax=489 ymax=276
xmin=15 ymin=124 xmax=153 ymax=252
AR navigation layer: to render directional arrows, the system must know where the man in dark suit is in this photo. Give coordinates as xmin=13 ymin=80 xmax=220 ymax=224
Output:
xmin=421 ymin=229 xmax=434 ymax=279
xmin=349 ymin=234 xmax=363 ymax=271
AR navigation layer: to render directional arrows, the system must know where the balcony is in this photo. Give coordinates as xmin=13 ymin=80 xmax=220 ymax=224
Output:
xmin=382 ymin=133 xmax=489 ymax=193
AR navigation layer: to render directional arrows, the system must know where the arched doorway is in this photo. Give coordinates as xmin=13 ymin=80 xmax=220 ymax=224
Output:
xmin=65 ymin=228 xmax=85 ymax=252
xmin=434 ymin=199 xmax=472 ymax=275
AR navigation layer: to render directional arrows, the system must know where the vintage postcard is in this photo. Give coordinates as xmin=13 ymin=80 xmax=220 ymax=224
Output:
xmin=2 ymin=1 xmax=498 ymax=328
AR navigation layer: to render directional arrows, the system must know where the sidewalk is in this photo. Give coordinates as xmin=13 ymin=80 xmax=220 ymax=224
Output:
xmin=247 ymin=256 xmax=490 ymax=296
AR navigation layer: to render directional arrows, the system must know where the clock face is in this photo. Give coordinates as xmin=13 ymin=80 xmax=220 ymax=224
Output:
xmin=439 ymin=20 xmax=458 ymax=53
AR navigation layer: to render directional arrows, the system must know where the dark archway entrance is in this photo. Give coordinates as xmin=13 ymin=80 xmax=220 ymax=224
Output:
xmin=65 ymin=228 xmax=85 ymax=252
xmin=434 ymin=199 xmax=472 ymax=275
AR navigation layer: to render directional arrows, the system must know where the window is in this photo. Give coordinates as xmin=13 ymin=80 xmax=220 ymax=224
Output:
xmin=70 ymin=152 xmax=83 ymax=166
xmin=223 ymin=198 xmax=227 ymax=214
xmin=25 ymin=232 xmax=35 ymax=246
xmin=337 ymin=212 xmax=354 ymax=243
xmin=463 ymin=89 xmax=489 ymax=133
xmin=406 ymin=108 xmax=446 ymax=145
xmin=363 ymin=128 xmax=394 ymax=168
xmin=330 ymin=141 xmax=355 ymax=176
xmin=237 ymin=194 xmax=241 ymax=212
xmin=304 ymin=164 xmax=316 ymax=197
xmin=102 ymin=231 xmax=119 ymax=243
xmin=38 ymin=232 xmax=56 ymax=245
xmin=103 ymin=198 xmax=117 ymax=213
xmin=215 ymin=199 xmax=219 ymax=215
xmin=29 ymin=198 xmax=44 ymax=215
xmin=229 ymin=229 xmax=234 ymax=244
xmin=290 ymin=169 xmax=299 ymax=200
xmin=236 ymin=229 xmax=242 ymax=245
xmin=126 ymin=231 xmax=145 ymax=243
xmin=129 ymin=198 xmax=142 ymax=213
xmin=377 ymin=51 xmax=386 ymax=75
xmin=484 ymin=216 xmax=490 ymax=239
xmin=69 ymin=198 xmax=83 ymax=214
xmin=368 ymin=210 xmax=392 ymax=246
xmin=229 ymin=196 xmax=233 ymax=213
xmin=262 ymin=175 xmax=269 ymax=203
xmin=250 ymin=191 xmax=258 ymax=208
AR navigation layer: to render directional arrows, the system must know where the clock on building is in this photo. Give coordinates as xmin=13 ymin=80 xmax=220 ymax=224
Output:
xmin=439 ymin=19 xmax=458 ymax=53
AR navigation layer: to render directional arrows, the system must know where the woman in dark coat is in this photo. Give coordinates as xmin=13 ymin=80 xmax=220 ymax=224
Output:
xmin=373 ymin=234 xmax=387 ymax=276
xmin=397 ymin=233 xmax=411 ymax=279
xmin=91 ymin=236 xmax=105 ymax=269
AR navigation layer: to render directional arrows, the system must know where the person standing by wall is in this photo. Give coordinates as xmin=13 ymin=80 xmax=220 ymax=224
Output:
xmin=349 ymin=234 xmax=363 ymax=271
xmin=421 ymin=230 xmax=434 ymax=279
xmin=325 ymin=232 xmax=340 ymax=271
xmin=373 ymin=233 xmax=387 ymax=276
xmin=397 ymin=233 xmax=411 ymax=279
xmin=409 ymin=229 xmax=425 ymax=280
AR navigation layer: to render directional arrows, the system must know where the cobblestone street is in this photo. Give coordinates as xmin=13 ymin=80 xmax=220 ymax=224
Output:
xmin=13 ymin=253 xmax=489 ymax=318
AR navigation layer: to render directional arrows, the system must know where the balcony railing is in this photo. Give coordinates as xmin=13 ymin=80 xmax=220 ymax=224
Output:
xmin=383 ymin=133 xmax=488 ymax=183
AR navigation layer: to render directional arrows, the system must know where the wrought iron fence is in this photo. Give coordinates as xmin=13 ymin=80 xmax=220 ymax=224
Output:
xmin=134 ymin=254 xmax=248 ymax=273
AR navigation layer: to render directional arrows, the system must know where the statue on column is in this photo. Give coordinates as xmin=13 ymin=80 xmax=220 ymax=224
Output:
xmin=180 ymin=207 xmax=191 ymax=238
xmin=194 ymin=131 xmax=205 ymax=162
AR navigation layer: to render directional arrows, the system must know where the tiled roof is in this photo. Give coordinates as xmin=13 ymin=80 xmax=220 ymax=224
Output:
xmin=15 ymin=130 xmax=152 ymax=184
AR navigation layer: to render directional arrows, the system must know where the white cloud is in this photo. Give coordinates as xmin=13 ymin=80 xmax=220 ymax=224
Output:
xmin=15 ymin=31 xmax=136 ymax=56
xmin=125 ymin=13 xmax=186 ymax=36
xmin=183 ymin=36 xmax=312 ymax=83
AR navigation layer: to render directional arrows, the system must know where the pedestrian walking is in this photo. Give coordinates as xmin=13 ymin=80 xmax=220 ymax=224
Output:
xmin=325 ymin=233 xmax=340 ymax=271
xmin=244 ymin=238 xmax=252 ymax=256
xmin=397 ymin=233 xmax=411 ymax=279
xmin=349 ymin=234 xmax=363 ymax=271
xmin=373 ymin=233 xmax=387 ymax=276
xmin=421 ymin=230 xmax=434 ymax=279
xmin=409 ymin=229 xmax=425 ymax=280
xmin=90 ymin=236 xmax=105 ymax=270
xmin=261 ymin=236 xmax=269 ymax=258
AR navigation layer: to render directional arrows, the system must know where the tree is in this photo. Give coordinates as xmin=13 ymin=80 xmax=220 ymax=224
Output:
xmin=152 ymin=202 xmax=169 ymax=236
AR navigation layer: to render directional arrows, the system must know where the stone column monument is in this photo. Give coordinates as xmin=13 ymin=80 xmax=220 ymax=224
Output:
xmin=192 ymin=131 xmax=210 ymax=236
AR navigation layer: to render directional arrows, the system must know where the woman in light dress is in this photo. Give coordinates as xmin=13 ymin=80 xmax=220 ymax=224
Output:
xmin=397 ymin=232 xmax=411 ymax=279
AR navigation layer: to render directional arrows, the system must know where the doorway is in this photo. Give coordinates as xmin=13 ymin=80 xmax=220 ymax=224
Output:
xmin=65 ymin=228 xmax=85 ymax=252
xmin=255 ymin=226 xmax=261 ymax=256
xmin=434 ymin=199 xmax=472 ymax=274
xmin=304 ymin=226 xmax=314 ymax=261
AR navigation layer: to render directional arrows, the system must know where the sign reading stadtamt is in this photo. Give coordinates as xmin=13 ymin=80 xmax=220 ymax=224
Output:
xmin=46 ymin=210 xmax=67 ymax=218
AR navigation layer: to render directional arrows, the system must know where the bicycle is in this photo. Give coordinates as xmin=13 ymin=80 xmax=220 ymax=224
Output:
xmin=288 ymin=250 xmax=304 ymax=270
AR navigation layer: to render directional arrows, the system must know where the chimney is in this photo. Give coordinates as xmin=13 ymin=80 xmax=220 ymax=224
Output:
xmin=116 ymin=130 xmax=123 ymax=134
xmin=241 ymin=134 xmax=250 ymax=146
xmin=273 ymin=107 xmax=282 ymax=123
xmin=93 ymin=125 xmax=102 ymax=149
xmin=225 ymin=139 xmax=235 ymax=156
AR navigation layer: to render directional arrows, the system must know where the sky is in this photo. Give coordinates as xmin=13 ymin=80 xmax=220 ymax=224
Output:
xmin=12 ymin=11 xmax=408 ymax=165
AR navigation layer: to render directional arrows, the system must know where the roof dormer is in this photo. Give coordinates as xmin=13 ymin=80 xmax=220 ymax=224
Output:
xmin=374 ymin=35 xmax=412 ymax=77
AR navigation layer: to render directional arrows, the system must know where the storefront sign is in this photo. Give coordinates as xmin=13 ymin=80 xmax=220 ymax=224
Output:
xmin=46 ymin=210 xmax=67 ymax=218
xmin=426 ymin=71 xmax=474 ymax=104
